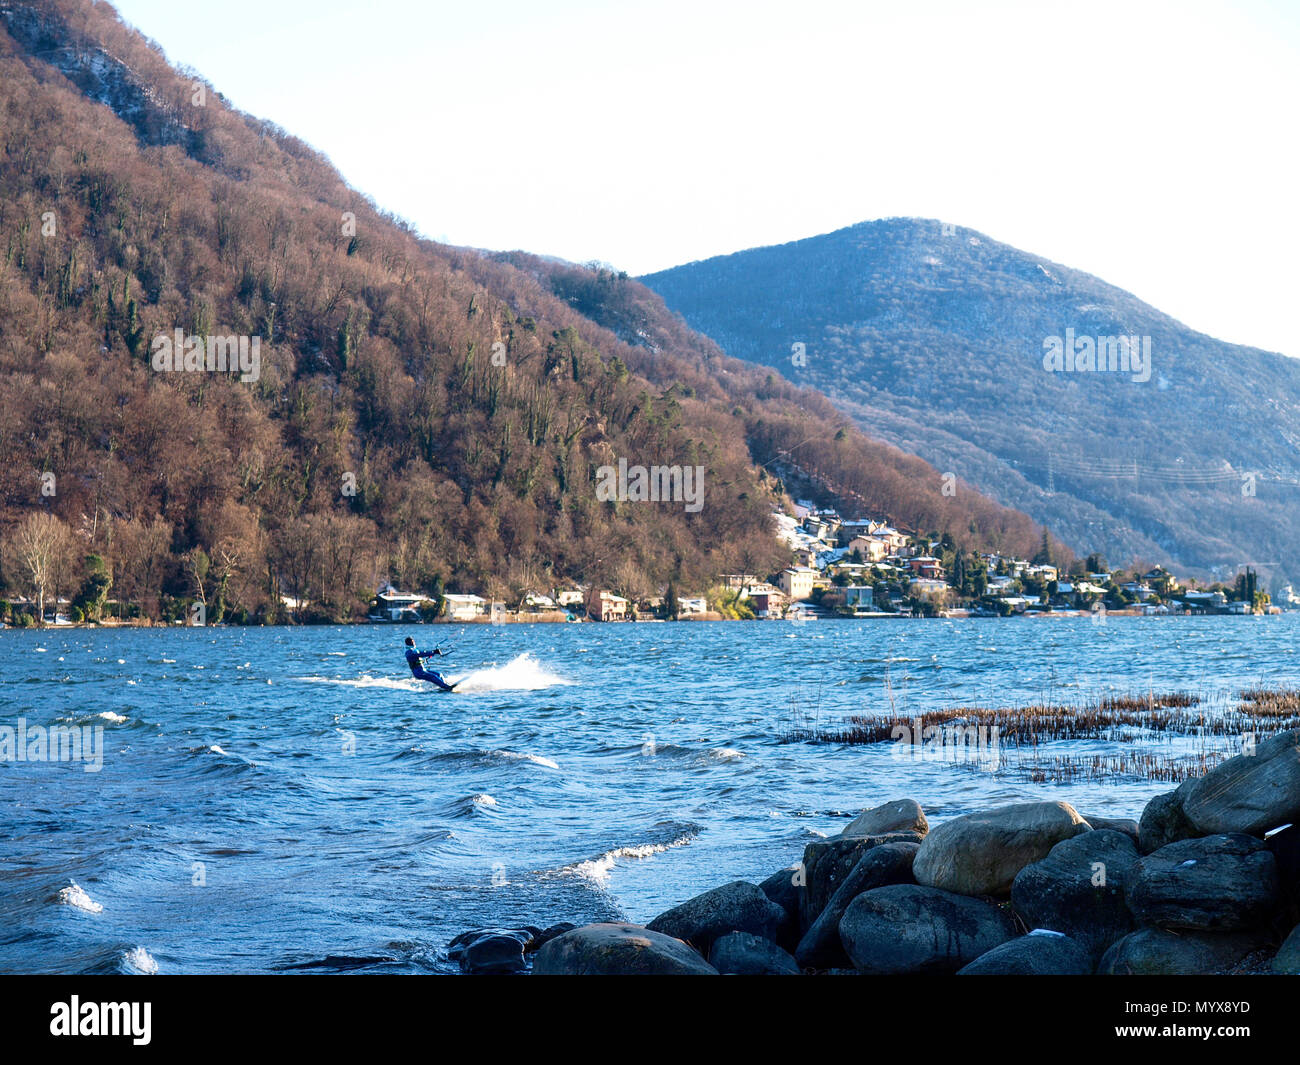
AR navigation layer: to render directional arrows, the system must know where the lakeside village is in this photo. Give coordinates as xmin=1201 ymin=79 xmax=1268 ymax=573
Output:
xmin=3 ymin=502 xmax=1287 ymax=629
xmin=368 ymin=501 xmax=1286 ymax=626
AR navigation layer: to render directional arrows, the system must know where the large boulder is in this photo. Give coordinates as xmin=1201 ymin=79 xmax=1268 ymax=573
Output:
xmin=532 ymin=923 xmax=717 ymax=975
xmin=795 ymin=841 xmax=919 ymax=969
xmin=957 ymin=931 xmax=1092 ymax=975
xmin=799 ymin=831 xmax=924 ymax=929
xmin=1082 ymin=814 xmax=1140 ymax=844
xmin=457 ymin=933 xmax=526 ymax=974
xmin=840 ymin=798 xmax=928 ymax=839
xmin=1180 ymin=730 xmax=1300 ymax=837
xmin=1137 ymin=789 xmax=1197 ymax=854
xmin=447 ymin=927 xmax=535 ymax=974
xmin=758 ymin=865 xmax=803 ymax=950
xmin=647 ymin=881 xmax=785 ymax=950
xmin=1125 ymin=834 xmax=1279 ymax=931
xmin=913 ymin=802 xmax=1092 ymax=896
xmin=1011 ymin=829 xmax=1140 ymax=962
xmin=1098 ymin=927 xmax=1269 ymax=975
xmin=709 ymin=931 xmax=801 ymax=975
xmin=839 ymin=884 xmax=1015 ymax=974
xmin=1272 ymin=923 xmax=1300 ymax=974
xmin=1267 ymin=822 xmax=1300 ymax=927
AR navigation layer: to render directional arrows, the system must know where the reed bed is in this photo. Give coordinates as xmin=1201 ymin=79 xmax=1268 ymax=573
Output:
xmin=781 ymin=687 xmax=1300 ymax=784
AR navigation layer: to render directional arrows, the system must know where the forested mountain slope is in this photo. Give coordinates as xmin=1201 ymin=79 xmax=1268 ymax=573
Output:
xmin=0 ymin=1 xmax=1049 ymax=621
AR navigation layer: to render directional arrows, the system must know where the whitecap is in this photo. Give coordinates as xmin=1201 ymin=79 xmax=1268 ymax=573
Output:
xmin=123 ymin=946 xmax=158 ymax=974
xmin=493 ymin=750 xmax=559 ymax=770
xmin=98 ymin=711 xmax=127 ymax=723
xmin=558 ymin=833 xmax=696 ymax=885
xmin=58 ymin=881 xmax=103 ymax=913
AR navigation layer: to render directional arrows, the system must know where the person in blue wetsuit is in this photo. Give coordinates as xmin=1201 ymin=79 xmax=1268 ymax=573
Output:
xmin=404 ymin=636 xmax=454 ymax=690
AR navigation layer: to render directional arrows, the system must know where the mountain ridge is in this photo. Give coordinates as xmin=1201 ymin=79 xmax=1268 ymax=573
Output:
xmin=641 ymin=216 xmax=1300 ymax=585
xmin=0 ymin=0 xmax=1051 ymax=621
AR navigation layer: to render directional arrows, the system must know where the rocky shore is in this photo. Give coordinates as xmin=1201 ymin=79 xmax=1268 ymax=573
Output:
xmin=449 ymin=731 xmax=1300 ymax=975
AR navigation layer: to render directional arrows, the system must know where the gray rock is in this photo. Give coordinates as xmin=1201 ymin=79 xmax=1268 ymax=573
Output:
xmin=1011 ymin=829 xmax=1139 ymax=962
xmin=1138 ymin=788 xmax=1198 ymax=854
xmin=1082 ymin=814 xmax=1140 ymax=844
xmin=647 ymin=880 xmax=785 ymax=950
xmin=457 ymin=933 xmax=527 ymax=974
xmin=1271 ymin=922 xmax=1300 ymax=974
xmin=444 ymin=931 xmax=530 ymax=962
xmin=1180 ymin=729 xmax=1300 ymax=837
xmin=759 ymin=865 xmax=803 ymax=949
xmin=795 ymin=841 xmax=919 ymax=969
xmin=709 ymin=931 xmax=802 ymax=975
xmin=531 ymin=923 xmax=577 ymax=951
xmin=839 ymin=884 xmax=1015 ymax=974
xmin=1098 ymin=927 xmax=1269 ymax=975
xmin=841 ymin=798 xmax=928 ymax=839
xmin=532 ymin=922 xmax=717 ymax=975
xmin=957 ymin=931 xmax=1093 ymax=975
xmin=913 ymin=801 xmax=1092 ymax=896
xmin=1126 ymin=833 xmax=1279 ymax=931
xmin=799 ymin=831 xmax=924 ymax=929
xmin=1267 ymin=822 xmax=1300 ymax=926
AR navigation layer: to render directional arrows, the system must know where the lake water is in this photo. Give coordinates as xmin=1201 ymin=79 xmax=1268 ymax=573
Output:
xmin=1 ymin=614 xmax=1294 ymax=974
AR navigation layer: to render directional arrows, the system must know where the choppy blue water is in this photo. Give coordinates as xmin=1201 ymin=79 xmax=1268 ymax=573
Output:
xmin=1 ymin=615 xmax=1295 ymax=974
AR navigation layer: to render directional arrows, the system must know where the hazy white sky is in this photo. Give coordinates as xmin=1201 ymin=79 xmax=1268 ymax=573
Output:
xmin=109 ymin=0 xmax=1298 ymax=357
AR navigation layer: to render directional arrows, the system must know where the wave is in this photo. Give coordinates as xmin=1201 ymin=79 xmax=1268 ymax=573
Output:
xmin=122 ymin=946 xmax=158 ymax=974
xmin=187 ymin=744 xmax=259 ymax=776
xmin=440 ymin=793 xmax=501 ymax=819
xmin=491 ymin=749 xmax=559 ymax=770
xmin=553 ymin=822 xmax=700 ymax=886
xmin=404 ymin=747 xmax=561 ymax=773
xmin=57 ymin=881 xmax=103 ymax=913
xmin=616 ymin=741 xmax=745 ymax=764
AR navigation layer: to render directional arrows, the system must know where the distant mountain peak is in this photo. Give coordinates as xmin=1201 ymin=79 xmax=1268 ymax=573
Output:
xmin=642 ymin=220 xmax=1300 ymax=585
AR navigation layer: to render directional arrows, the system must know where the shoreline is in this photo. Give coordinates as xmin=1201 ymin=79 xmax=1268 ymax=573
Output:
xmin=0 ymin=609 xmax=1280 ymax=630
xmin=449 ymin=735 xmax=1300 ymax=975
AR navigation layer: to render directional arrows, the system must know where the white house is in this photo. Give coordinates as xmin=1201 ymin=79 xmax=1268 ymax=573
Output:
xmin=586 ymin=590 xmax=629 ymax=621
xmin=847 ymin=535 xmax=889 ymax=563
xmin=778 ymin=566 xmax=818 ymax=601
xmin=373 ymin=584 xmax=425 ymax=622
xmin=442 ymin=593 xmax=487 ymax=620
